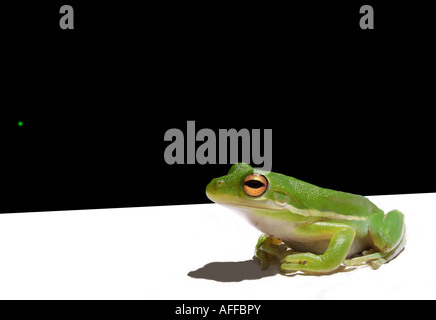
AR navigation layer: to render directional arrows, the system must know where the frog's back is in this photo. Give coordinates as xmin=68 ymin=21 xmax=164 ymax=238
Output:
xmin=286 ymin=175 xmax=382 ymax=218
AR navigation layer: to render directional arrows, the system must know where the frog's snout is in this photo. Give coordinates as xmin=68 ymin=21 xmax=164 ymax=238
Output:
xmin=206 ymin=178 xmax=224 ymax=202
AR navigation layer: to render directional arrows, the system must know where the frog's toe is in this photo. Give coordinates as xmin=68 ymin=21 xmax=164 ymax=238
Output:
xmin=368 ymin=258 xmax=385 ymax=270
xmin=343 ymin=259 xmax=360 ymax=267
xmin=254 ymin=252 xmax=269 ymax=270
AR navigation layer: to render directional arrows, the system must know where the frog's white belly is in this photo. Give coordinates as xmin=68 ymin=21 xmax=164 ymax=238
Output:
xmin=227 ymin=206 xmax=370 ymax=257
xmin=226 ymin=206 xmax=301 ymax=242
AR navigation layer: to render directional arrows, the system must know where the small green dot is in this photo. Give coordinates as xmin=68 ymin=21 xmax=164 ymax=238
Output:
xmin=18 ymin=121 xmax=23 ymax=127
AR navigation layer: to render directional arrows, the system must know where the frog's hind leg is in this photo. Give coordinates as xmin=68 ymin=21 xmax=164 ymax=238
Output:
xmin=346 ymin=209 xmax=405 ymax=269
xmin=370 ymin=209 xmax=405 ymax=253
xmin=370 ymin=232 xmax=406 ymax=268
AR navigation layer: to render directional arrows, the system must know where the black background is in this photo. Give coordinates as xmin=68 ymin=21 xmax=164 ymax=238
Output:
xmin=0 ymin=1 xmax=434 ymax=213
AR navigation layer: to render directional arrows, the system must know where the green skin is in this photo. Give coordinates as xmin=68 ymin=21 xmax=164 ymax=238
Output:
xmin=206 ymin=163 xmax=405 ymax=274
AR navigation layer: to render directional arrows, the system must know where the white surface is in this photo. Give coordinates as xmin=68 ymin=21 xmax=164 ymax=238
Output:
xmin=0 ymin=193 xmax=435 ymax=300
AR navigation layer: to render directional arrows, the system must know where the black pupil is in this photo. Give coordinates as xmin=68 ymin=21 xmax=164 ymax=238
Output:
xmin=245 ymin=180 xmax=264 ymax=189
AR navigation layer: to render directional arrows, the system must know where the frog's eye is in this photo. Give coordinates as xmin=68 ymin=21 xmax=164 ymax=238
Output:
xmin=243 ymin=174 xmax=268 ymax=197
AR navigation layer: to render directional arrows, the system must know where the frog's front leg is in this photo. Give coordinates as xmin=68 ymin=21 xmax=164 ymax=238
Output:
xmin=281 ymin=222 xmax=355 ymax=274
xmin=254 ymin=234 xmax=291 ymax=269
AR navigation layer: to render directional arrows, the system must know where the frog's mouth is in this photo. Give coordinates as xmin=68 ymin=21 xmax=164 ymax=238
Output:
xmin=217 ymin=201 xmax=284 ymax=211
xmin=206 ymin=189 xmax=283 ymax=212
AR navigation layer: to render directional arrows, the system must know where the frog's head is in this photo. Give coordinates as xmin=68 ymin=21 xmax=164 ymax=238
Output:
xmin=206 ymin=163 xmax=278 ymax=211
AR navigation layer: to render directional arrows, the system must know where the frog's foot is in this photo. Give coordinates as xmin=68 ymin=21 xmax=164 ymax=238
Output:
xmin=254 ymin=235 xmax=291 ymax=269
xmin=343 ymin=250 xmax=385 ymax=269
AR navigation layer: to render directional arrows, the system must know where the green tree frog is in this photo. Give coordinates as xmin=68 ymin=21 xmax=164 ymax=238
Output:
xmin=206 ymin=163 xmax=405 ymax=274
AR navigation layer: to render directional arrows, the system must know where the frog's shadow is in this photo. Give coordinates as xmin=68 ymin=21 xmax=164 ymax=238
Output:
xmin=188 ymin=259 xmax=278 ymax=282
xmin=188 ymin=259 xmax=357 ymax=282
